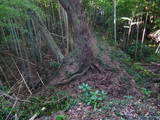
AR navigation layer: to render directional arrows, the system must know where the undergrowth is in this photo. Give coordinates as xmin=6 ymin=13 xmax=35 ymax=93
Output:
xmin=126 ymin=42 xmax=160 ymax=62
xmin=96 ymin=35 xmax=159 ymax=98
xmin=0 ymin=37 xmax=159 ymax=119
xmin=0 ymin=90 xmax=76 ymax=120
xmin=108 ymin=46 xmax=159 ymax=98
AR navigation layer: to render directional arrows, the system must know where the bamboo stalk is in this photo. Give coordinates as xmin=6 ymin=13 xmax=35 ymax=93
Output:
xmin=135 ymin=18 xmax=140 ymax=59
xmin=113 ymin=0 xmax=117 ymax=44
xmin=12 ymin=58 xmax=32 ymax=95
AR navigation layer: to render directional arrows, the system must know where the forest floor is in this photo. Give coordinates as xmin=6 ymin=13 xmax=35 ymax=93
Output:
xmin=36 ymin=99 xmax=160 ymax=120
xmin=36 ymin=62 xmax=160 ymax=120
xmin=0 ymin=39 xmax=160 ymax=120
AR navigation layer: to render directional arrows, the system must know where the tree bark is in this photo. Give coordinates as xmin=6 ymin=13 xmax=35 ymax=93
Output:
xmin=58 ymin=0 xmax=97 ymax=67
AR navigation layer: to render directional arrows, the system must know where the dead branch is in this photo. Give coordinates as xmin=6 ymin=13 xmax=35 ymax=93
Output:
xmin=0 ymin=90 xmax=30 ymax=102
xmin=0 ymin=51 xmax=36 ymax=66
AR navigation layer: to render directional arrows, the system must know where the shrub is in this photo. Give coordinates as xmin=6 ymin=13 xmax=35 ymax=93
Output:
xmin=127 ymin=42 xmax=153 ymax=61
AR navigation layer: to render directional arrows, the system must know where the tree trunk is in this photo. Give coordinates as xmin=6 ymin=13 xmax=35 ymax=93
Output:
xmin=58 ymin=0 xmax=97 ymax=67
xmin=113 ymin=0 xmax=117 ymax=44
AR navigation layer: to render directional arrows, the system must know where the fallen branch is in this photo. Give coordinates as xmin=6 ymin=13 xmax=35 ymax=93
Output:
xmin=29 ymin=107 xmax=46 ymax=120
xmin=151 ymin=62 xmax=160 ymax=66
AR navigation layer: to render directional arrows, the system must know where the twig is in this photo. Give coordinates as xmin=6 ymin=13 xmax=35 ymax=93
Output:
xmin=0 ymin=90 xmax=30 ymax=102
xmin=44 ymin=95 xmax=68 ymax=104
xmin=36 ymin=72 xmax=47 ymax=88
xmin=51 ymin=32 xmax=66 ymax=39
xmin=0 ymin=65 xmax=10 ymax=87
xmin=8 ymin=80 xmax=23 ymax=94
xmin=29 ymin=96 xmax=68 ymax=120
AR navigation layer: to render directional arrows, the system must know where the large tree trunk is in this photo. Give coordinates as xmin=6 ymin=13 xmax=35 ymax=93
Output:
xmin=59 ymin=0 xmax=97 ymax=67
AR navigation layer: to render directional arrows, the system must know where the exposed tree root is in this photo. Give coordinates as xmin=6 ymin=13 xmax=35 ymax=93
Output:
xmin=90 ymin=63 xmax=119 ymax=73
xmin=54 ymin=66 xmax=90 ymax=87
xmin=90 ymin=63 xmax=104 ymax=73
xmin=53 ymin=61 xmax=120 ymax=87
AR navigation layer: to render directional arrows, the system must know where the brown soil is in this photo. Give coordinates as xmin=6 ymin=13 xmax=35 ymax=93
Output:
xmin=44 ymin=51 xmax=140 ymax=98
xmin=0 ymin=49 xmax=139 ymax=98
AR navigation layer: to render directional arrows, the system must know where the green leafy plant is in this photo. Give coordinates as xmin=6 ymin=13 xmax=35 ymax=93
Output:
xmin=55 ymin=115 xmax=65 ymax=120
xmin=79 ymin=83 xmax=91 ymax=91
xmin=79 ymin=83 xmax=107 ymax=109
xmin=140 ymin=88 xmax=151 ymax=98
xmin=50 ymin=62 xmax=61 ymax=70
